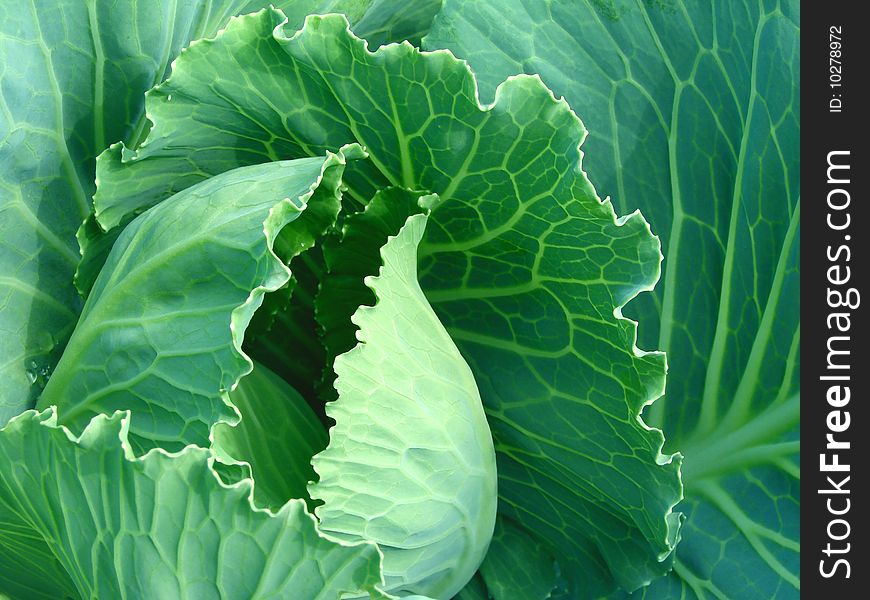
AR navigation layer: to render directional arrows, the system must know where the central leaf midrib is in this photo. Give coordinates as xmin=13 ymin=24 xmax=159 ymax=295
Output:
xmin=86 ymin=0 xmax=106 ymax=153
xmin=680 ymin=393 xmax=798 ymax=488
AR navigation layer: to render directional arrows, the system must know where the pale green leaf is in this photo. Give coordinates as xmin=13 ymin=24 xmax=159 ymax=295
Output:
xmin=311 ymin=213 xmax=497 ymax=598
xmin=38 ymin=149 xmax=357 ymax=453
xmin=425 ymin=1 xmax=800 ymax=597
xmin=0 ymin=408 xmax=383 ymax=599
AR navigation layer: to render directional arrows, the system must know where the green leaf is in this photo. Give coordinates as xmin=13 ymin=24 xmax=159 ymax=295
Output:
xmin=38 ymin=149 xmax=357 ymax=453
xmin=478 ymin=517 xmax=562 ymax=600
xmin=0 ymin=0 xmax=328 ymax=424
xmin=84 ymin=9 xmax=681 ymax=596
xmin=213 ymin=361 xmax=328 ymax=511
xmin=352 ymin=0 xmax=443 ymax=47
xmin=310 ymin=213 xmax=497 ymax=598
xmin=277 ymin=0 xmax=442 ymax=47
xmin=0 ymin=407 xmax=383 ymax=599
xmin=425 ymin=1 xmax=800 ymax=597
xmin=454 ymin=574 xmax=490 ymax=600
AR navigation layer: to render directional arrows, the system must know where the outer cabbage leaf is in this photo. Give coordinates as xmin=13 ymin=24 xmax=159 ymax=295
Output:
xmin=83 ymin=10 xmax=681 ymax=596
xmin=0 ymin=408 xmax=383 ymax=600
xmin=38 ymin=149 xmax=357 ymax=453
xmin=0 ymin=0 xmax=340 ymax=424
xmin=425 ymin=1 xmax=800 ymax=597
xmin=311 ymin=213 xmax=497 ymax=598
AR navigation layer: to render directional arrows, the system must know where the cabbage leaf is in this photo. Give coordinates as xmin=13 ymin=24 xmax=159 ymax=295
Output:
xmin=0 ymin=408 xmax=383 ymax=600
xmin=426 ymin=1 xmax=800 ymax=597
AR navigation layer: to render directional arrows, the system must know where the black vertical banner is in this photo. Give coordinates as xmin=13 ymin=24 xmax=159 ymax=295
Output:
xmin=803 ymin=3 xmax=867 ymax=595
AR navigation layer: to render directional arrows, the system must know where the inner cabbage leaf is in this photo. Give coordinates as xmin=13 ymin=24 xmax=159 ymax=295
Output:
xmin=311 ymin=213 xmax=497 ymax=598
